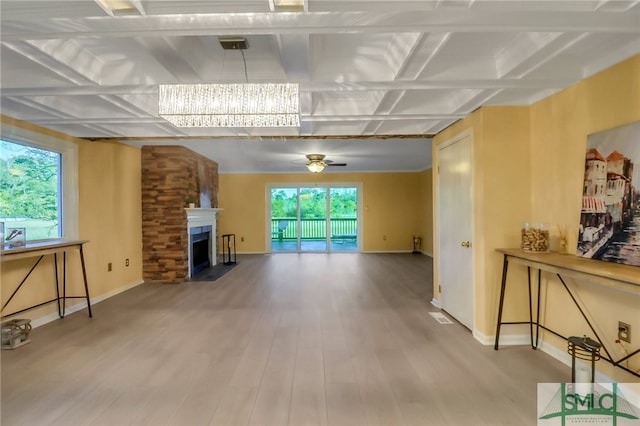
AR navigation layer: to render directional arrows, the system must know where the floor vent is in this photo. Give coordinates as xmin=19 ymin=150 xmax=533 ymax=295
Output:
xmin=429 ymin=312 xmax=454 ymax=324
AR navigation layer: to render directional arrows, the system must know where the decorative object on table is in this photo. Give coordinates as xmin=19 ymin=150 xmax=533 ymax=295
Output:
xmin=1 ymin=319 xmax=32 ymax=349
xmin=521 ymin=223 xmax=549 ymax=252
xmin=577 ymin=121 xmax=640 ymax=266
xmin=557 ymin=225 xmax=569 ymax=253
xmin=5 ymin=227 xmax=26 ymax=248
xmin=185 ymin=197 xmax=197 ymax=208
xmin=567 ymin=335 xmax=601 ymax=395
xmin=412 ymin=236 xmax=422 ymax=254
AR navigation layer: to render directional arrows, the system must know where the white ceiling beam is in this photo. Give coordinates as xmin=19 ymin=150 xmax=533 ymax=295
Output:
xmin=496 ymin=33 xmax=590 ymax=79
xmin=363 ymin=33 xmax=425 ymax=123
xmin=5 ymin=1 xmax=631 ymax=20
xmin=29 ymin=113 xmax=464 ymax=126
xmin=365 ymin=32 xmax=453 ymax=127
xmin=594 ymin=0 xmax=639 ymax=12
xmin=2 ymin=41 xmax=161 ymax=121
xmin=4 ymin=96 xmax=73 ymax=118
xmin=304 ymin=114 xmax=465 ymax=122
xmin=361 ymin=121 xmax=385 ymax=135
xmin=134 ymin=37 xmax=202 ymax=81
xmin=448 ymin=89 xmax=504 ymax=115
xmin=29 ymin=117 xmax=168 ymax=125
xmin=2 ymin=41 xmax=99 ymax=85
xmin=400 ymin=33 xmax=452 ymax=81
xmin=3 ymin=10 xmax=639 ymax=42
xmin=0 ymin=79 xmax=577 ymax=97
xmin=427 ymin=118 xmax=460 ymax=134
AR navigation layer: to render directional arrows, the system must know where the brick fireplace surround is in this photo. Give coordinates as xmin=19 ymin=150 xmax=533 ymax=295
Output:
xmin=141 ymin=146 xmax=219 ymax=282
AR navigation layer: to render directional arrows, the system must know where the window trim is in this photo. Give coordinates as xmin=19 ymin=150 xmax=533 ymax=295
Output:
xmin=1 ymin=124 xmax=79 ymax=240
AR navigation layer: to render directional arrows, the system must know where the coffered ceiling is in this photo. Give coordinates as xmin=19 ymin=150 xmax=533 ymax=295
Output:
xmin=1 ymin=1 xmax=639 ymax=173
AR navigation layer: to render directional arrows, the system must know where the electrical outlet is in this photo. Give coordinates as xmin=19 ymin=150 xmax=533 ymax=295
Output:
xmin=125 ymin=258 xmax=130 ymax=267
xmin=618 ymin=321 xmax=631 ymax=343
xmin=107 ymin=262 xmax=112 ymax=272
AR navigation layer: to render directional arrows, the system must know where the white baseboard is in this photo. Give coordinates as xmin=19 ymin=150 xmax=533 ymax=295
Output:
xmin=30 ymin=279 xmax=144 ymax=329
xmin=474 ymin=330 xmax=640 ymax=394
xmin=473 ymin=329 xmax=531 ymax=346
xmin=363 ymin=250 xmax=413 ymax=254
xmin=430 ymin=298 xmax=440 ymax=308
xmin=232 ymin=251 xmax=264 ymax=255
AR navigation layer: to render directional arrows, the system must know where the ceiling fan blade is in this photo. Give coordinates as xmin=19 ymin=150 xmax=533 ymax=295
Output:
xmin=327 ymin=163 xmax=347 ymax=167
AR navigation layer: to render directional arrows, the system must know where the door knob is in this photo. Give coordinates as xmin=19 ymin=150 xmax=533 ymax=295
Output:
xmin=461 ymin=241 xmax=471 ymax=248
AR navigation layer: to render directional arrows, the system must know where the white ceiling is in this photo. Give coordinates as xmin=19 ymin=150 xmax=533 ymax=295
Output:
xmin=1 ymin=0 xmax=639 ymax=173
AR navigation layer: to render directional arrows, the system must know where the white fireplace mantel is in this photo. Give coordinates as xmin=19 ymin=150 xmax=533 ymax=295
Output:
xmin=185 ymin=208 xmax=223 ymax=277
xmin=185 ymin=208 xmax=223 ymax=227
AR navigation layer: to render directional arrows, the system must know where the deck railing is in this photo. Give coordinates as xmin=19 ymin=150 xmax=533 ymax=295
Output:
xmin=271 ymin=218 xmax=357 ymax=240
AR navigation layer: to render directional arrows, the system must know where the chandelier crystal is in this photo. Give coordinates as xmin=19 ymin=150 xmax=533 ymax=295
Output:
xmin=159 ymin=83 xmax=300 ymax=127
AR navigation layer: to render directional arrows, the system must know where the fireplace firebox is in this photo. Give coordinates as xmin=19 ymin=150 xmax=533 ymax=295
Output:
xmin=185 ymin=208 xmax=222 ymax=279
xmin=190 ymin=225 xmax=212 ymax=276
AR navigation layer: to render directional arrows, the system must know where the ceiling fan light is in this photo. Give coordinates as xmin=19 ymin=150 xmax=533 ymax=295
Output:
xmin=306 ymin=161 xmax=326 ymax=173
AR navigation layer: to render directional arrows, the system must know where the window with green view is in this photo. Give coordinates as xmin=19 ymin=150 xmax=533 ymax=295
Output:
xmin=1 ymin=139 xmax=62 ymax=241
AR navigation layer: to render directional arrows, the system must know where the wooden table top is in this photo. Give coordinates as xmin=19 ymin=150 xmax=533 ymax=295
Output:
xmin=2 ymin=239 xmax=88 ymax=261
xmin=496 ymin=248 xmax=640 ymax=293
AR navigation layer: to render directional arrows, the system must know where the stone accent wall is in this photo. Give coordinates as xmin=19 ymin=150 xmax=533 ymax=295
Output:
xmin=141 ymin=146 xmax=219 ymax=282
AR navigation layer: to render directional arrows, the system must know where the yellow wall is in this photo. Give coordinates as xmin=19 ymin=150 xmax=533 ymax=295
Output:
xmin=417 ymin=169 xmax=434 ymax=254
xmin=433 ymin=108 xmax=532 ymax=335
xmin=1 ymin=117 xmax=143 ymax=322
xmin=432 ymin=54 xmax=640 ymax=380
xmin=529 ymin=55 xmax=640 ymax=380
xmin=218 ymin=172 xmax=427 ymax=253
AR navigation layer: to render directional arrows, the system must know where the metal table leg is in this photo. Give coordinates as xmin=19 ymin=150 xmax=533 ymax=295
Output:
xmin=494 ymin=254 xmax=509 ymax=350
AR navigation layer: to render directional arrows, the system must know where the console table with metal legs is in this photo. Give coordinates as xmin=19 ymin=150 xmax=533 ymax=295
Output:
xmin=1 ymin=239 xmax=93 ymax=320
xmin=493 ymin=248 xmax=640 ymax=378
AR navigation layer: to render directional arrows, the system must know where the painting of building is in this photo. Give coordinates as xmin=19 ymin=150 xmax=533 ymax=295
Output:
xmin=577 ymin=121 xmax=640 ymax=266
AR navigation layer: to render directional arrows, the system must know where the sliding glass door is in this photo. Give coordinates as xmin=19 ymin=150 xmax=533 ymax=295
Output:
xmin=300 ymin=187 xmax=327 ymax=252
xmin=270 ymin=184 xmax=359 ymax=252
xmin=270 ymin=188 xmax=298 ymax=252
xmin=329 ymin=187 xmax=358 ymax=252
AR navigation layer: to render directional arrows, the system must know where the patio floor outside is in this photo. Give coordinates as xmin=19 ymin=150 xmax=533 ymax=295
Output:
xmin=271 ymin=239 xmax=358 ymax=252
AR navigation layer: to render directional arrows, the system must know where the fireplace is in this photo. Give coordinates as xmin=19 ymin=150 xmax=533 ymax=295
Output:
xmin=185 ymin=208 xmax=222 ymax=278
xmin=190 ymin=226 xmax=211 ymax=275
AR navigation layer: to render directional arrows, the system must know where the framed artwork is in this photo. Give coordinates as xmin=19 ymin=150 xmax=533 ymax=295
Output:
xmin=577 ymin=121 xmax=639 ymax=266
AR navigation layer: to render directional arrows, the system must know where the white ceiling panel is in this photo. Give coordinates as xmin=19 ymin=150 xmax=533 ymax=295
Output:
xmin=1 ymin=0 xmax=638 ymax=173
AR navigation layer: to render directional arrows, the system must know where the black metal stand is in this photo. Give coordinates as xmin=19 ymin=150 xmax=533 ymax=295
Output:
xmin=494 ymin=252 xmax=639 ymax=378
xmin=222 ymin=234 xmax=237 ymax=265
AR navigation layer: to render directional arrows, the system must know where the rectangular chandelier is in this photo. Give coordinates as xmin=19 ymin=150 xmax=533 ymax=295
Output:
xmin=158 ymin=83 xmax=300 ymax=128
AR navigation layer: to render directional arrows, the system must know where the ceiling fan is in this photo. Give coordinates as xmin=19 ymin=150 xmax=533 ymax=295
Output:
xmin=305 ymin=154 xmax=347 ymax=173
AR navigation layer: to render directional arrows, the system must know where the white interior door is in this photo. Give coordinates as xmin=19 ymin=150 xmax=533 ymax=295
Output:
xmin=438 ymin=134 xmax=474 ymax=329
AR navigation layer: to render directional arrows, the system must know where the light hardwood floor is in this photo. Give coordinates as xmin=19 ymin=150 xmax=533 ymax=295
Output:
xmin=1 ymin=253 xmax=567 ymax=426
